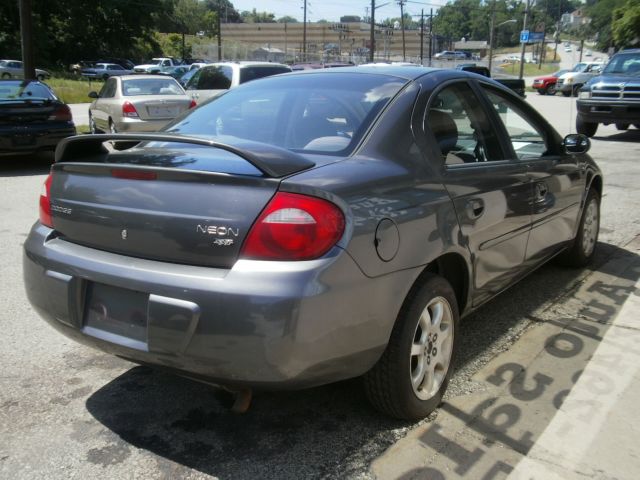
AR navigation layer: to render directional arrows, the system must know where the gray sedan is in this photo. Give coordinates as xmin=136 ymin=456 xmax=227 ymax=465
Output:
xmin=88 ymin=75 xmax=195 ymax=133
xmin=0 ymin=59 xmax=50 ymax=80
xmin=81 ymin=63 xmax=133 ymax=80
xmin=24 ymin=67 xmax=601 ymax=420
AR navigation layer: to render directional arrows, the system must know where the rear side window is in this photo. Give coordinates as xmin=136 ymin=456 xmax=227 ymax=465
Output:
xmin=0 ymin=81 xmax=54 ymax=100
xmin=194 ymin=66 xmax=232 ymax=90
xmin=239 ymin=66 xmax=291 ymax=84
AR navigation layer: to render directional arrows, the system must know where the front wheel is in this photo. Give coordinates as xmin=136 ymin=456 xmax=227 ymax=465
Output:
xmin=615 ymin=123 xmax=629 ymax=131
xmin=558 ymin=188 xmax=600 ymax=267
xmin=576 ymin=116 xmax=598 ymax=137
xmin=1 ymin=72 xmax=10 ymax=79
xmin=562 ymin=90 xmax=571 ymax=97
xmin=537 ymin=87 xmax=547 ymax=95
xmin=547 ymin=84 xmax=557 ymax=95
xmin=572 ymin=84 xmax=582 ymax=97
xmin=364 ymin=274 xmax=459 ymax=420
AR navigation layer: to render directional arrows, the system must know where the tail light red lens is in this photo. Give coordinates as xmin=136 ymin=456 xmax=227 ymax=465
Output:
xmin=39 ymin=173 xmax=53 ymax=228
xmin=122 ymin=101 xmax=139 ymax=118
xmin=188 ymin=99 xmax=197 ymax=109
xmin=47 ymin=104 xmax=72 ymax=122
xmin=241 ymin=192 xmax=345 ymax=261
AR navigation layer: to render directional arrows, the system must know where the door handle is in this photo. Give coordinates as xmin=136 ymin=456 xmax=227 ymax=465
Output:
xmin=466 ymin=199 xmax=485 ymax=219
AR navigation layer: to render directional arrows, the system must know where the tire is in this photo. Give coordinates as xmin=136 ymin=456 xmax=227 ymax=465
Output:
xmin=615 ymin=123 xmax=629 ymax=131
xmin=109 ymin=119 xmax=117 ymax=134
xmin=1 ymin=72 xmax=10 ymax=79
xmin=547 ymin=84 xmax=557 ymax=95
xmin=562 ymin=90 xmax=571 ymax=97
xmin=364 ymin=274 xmax=459 ymax=420
xmin=558 ymin=188 xmax=600 ymax=267
xmin=576 ymin=116 xmax=598 ymax=137
xmin=537 ymin=87 xmax=547 ymax=95
xmin=572 ymin=84 xmax=582 ymax=97
xmin=89 ymin=112 xmax=98 ymax=134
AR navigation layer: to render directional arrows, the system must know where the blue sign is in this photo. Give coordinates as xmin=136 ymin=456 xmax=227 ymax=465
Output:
xmin=529 ymin=32 xmax=545 ymax=42
xmin=520 ymin=30 xmax=529 ymax=43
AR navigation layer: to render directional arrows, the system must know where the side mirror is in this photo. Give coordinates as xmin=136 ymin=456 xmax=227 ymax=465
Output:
xmin=88 ymin=91 xmax=99 ymax=99
xmin=563 ymin=133 xmax=590 ymax=154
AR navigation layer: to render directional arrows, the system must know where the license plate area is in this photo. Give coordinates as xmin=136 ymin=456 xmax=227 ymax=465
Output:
xmin=12 ymin=134 xmax=36 ymax=146
xmin=147 ymin=106 xmax=177 ymax=117
xmin=83 ymin=282 xmax=148 ymax=344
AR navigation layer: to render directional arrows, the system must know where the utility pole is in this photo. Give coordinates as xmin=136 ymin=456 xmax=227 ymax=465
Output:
xmin=370 ymin=0 xmax=375 ymax=62
xmin=420 ymin=9 xmax=424 ymax=65
xmin=488 ymin=0 xmax=496 ymax=74
xmin=217 ymin=5 xmax=222 ymax=60
xmin=518 ymin=0 xmax=531 ymax=80
xmin=19 ymin=0 xmax=35 ymax=80
xmin=398 ymin=0 xmax=406 ymax=61
xmin=428 ymin=8 xmax=433 ymax=66
xmin=303 ymin=0 xmax=307 ymax=60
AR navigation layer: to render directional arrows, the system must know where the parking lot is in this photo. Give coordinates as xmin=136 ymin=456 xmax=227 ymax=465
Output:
xmin=1 ymin=93 xmax=639 ymax=479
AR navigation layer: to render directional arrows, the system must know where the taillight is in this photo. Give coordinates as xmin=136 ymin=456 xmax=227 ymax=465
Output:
xmin=122 ymin=101 xmax=139 ymax=118
xmin=47 ymin=104 xmax=72 ymax=122
xmin=241 ymin=192 xmax=345 ymax=261
xmin=39 ymin=173 xmax=53 ymax=228
xmin=188 ymin=99 xmax=197 ymax=109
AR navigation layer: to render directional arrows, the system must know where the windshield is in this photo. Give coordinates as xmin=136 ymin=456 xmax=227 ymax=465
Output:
xmin=0 ymin=81 xmax=55 ymax=101
xmin=572 ymin=63 xmax=586 ymax=72
xmin=603 ymin=52 xmax=640 ymax=75
xmin=166 ymin=73 xmax=405 ymax=156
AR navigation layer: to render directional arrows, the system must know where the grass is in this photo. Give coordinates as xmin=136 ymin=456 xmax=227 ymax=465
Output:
xmin=46 ymin=77 xmax=104 ymax=104
xmin=499 ymin=61 xmax=558 ymax=76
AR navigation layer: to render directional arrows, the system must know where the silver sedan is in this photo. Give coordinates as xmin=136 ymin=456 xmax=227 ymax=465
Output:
xmin=0 ymin=59 xmax=50 ymax=81
xmin=88 ymin=75 xmax=195 ymax=133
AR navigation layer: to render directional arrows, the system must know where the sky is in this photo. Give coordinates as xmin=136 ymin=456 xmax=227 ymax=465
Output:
xmin=228 ymin=0 xmax=449 ymax=23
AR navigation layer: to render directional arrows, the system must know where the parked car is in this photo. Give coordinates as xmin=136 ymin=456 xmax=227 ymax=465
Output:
xmin=531 ymin=69 xmax=569 ymax=95
xmin=576 ymin=48 xmax=640 ymax=137
xmin=87 ymin=75 xmax=195 ymax=133
xmin=185 ymin=61 xmax=291 ymax=104
xmin=0 ymin=79 xmax=75 ymax=155
xmin=0 ymin=60 xmax=50 ymax=81
xmin=24 ymin=67 xmax=602 ymax=421
xmin=556 ymin=62 xmax=604 ymax=97
xmin=435 ymin=51 xmax=466 ymax=60
xmin=133 ymin=57 xmax=179 ymax=74
xmin=81 ymin=63 xmax=133 ymax=80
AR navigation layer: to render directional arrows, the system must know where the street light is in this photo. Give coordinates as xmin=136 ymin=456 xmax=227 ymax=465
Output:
xmin=488 ymin=18 xmax=517 ymax=73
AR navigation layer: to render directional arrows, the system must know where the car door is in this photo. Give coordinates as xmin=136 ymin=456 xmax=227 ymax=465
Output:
xmin=420 ymin=79 xmax=533 ymax=306
xmin=479 ymin=83 xmax=586 ymax=264
xmin=92 ymin=78 xmax=117 ymax=130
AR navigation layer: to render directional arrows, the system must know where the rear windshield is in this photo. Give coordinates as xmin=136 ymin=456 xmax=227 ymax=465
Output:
xmin=0 ymin=81 xmax=55 ymax=101
xmin=239 ymin=66 xmax=291 ymax=84
xmin=165 ymin=73 xmax=405 ymax=156
xmin=122 ymin=78 xmax=184 ymax=96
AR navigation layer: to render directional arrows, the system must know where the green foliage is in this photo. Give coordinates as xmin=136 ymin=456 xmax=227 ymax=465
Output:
xmin=584 ymin=0 xmax=626 ymax=50
xmin=241 ymin=9 xmax=276 ymax=23
xmin=205 ymin=0 xmax=242 ymax=23
xmin=277 ymin=16 xmax=299 ymax=23
xmin=612 ymin=0 xmax=640 ymax=47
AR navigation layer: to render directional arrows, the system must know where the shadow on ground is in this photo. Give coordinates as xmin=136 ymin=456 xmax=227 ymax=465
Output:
xmin=84 ymin=241 xmax=633 ymax=478
xmin=593 ymin=128 xmax=640 ymax=143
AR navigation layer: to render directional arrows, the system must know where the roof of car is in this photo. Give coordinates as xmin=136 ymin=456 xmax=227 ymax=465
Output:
xmin=292 ymin=65 xmax=440 ymax=81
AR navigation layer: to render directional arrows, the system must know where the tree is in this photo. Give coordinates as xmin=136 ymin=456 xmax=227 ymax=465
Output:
xmin=612 ymin=0 xmax=640 ymax=47
xmin=584 ymin=0 xmax=626 ymax=50
xmin=277 ymin=16 xmax=298 ymax=23
xmin=205 ymin=0 xmax=242 ymax=23
xmin=241 ymin=9 xmax=276 ymax=23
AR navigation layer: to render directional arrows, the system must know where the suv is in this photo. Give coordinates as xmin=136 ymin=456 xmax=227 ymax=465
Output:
xmin=434 ymin=51 xmax=466 ymax=60
xmin=556 ymin=62 xmax=603 ymax=97
xmin=185 ymin=61 xmax=291 ymax=104
xmin=576 ymin=49 xmax=640 ymax=137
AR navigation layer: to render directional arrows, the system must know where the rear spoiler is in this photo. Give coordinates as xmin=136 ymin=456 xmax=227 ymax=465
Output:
xmin=54 ymin=133 xmax=315 ymax=178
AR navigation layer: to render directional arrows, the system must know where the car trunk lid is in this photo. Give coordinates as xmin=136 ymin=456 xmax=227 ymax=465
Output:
xmin=48 ymin=134 xmax=315 ymax=268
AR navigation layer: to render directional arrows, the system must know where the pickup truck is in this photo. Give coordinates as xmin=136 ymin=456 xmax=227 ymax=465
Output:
xmin=133 ymin=58 xmax=179 ymax=74
xmin=556 ymin=61 xmax=604 ymax=97
xmin=455 ymin=64 xmax=526 ymax=97
xmin=576 ymin=48 xmax=640 ymax=137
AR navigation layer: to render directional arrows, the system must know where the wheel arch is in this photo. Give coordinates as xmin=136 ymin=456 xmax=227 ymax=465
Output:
xmin=587 ymin=173 xmax=603 ymax=200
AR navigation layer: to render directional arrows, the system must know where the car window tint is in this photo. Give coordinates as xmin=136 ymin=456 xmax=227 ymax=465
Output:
xmin=0 ymin=81 xmax=54 ymax=100
xmin=197 ymin=66 xmax=232 ymax=89
xmin=239 ymin=66 xmax=290 ymax=84
xmin=425 ymin=82 xmax=503 ymax=165
xmin=483 ymin=88 xmax=547 ymax=160
xmin=166 ymin=73 xmax=404 ymax=156
xmin=100 ymin=78 xmax=117 ymax=98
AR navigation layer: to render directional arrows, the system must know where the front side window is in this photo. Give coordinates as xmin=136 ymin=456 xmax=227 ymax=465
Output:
xmin=483 ymin=87 xmax=547 ymax=160
xmin=425 ymin=82 xmax=503 ymax=165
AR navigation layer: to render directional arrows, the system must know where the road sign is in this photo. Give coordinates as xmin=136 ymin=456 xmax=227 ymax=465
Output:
xmin=529 ymin=32 xmax=545 ymax=42
xmin=520 ymin=30 xmax=529 ymax=43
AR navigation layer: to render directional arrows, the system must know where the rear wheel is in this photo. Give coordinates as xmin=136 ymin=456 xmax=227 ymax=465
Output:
xmin=562 ymin=90 xmax=571 ymax=97
xmin=558 ymin=188 xmax=600 ymax=267
xmin=109 ymin=119 xmax=117 ymax=134
xmin=364 ymin=274 xmax=459 ymax=420
xmin=615 ymin=123 xmax=629 ymax=131
xmin=89 ymin=112 xmax=99 ymax=134
xmin=576 ymin=116 xmax=598 ymax=137
xmin=1 ymin=73 xmax=10 ymax=79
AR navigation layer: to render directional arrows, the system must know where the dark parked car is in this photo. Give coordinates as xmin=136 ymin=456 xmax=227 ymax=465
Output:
xmin=24 ymin=67 xmax=601 ymax=420
xmin=0 ymin=79 xmax=76 ymax=156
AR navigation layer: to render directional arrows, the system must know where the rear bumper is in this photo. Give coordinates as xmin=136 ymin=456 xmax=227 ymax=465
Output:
xmin=23 ymin=223 xmax=407 ymax=389
xmin=0 ymin=123 xmax=76 ymax=156
xmin=577 ymin=100 xmax=640 ymax=124
xmin=115 ymin=117 xmax=173 ymax=132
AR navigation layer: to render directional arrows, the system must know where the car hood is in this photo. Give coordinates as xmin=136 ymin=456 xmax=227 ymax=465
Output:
xmin=587 ymin=74 xmax=640 ymax=86
xmin=534 ymin=75 xmax=556 ymax=81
